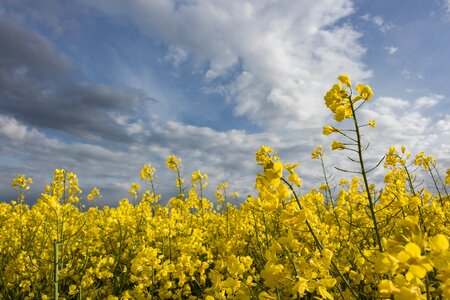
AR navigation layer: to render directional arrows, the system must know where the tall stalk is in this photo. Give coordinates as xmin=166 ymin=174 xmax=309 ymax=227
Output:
xmin=349 ymin=98 xmax=383 ymax=252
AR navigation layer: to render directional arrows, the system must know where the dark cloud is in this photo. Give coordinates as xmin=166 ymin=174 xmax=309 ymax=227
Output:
xmin=0 ymin=18 xmax=149 ymax=143
xmin=0 ymin=18 xmax=76 ymax=79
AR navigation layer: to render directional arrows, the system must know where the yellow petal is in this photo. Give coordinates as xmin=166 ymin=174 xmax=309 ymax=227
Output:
xmin=405 ymin=243 xmax=421 ymax=258
xmin=429 ymin=234 xmax=449 ymax=252
xmin=408 ymin=264 xmax=427 ymax=279
xmin=337 ymin=74 xmax=351 ymax=87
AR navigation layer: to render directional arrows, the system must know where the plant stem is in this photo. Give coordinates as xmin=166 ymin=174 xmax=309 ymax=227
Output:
xmin=349 ymin=98 xmax=383 ymax=252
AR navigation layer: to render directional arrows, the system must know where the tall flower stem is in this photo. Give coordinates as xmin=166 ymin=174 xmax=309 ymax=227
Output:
xmin=349 ymin=97 xmax=383 ymax=252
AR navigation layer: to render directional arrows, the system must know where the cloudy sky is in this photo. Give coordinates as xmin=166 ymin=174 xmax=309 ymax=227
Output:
xmin=1 ymin=0 xmax=449 ymax=205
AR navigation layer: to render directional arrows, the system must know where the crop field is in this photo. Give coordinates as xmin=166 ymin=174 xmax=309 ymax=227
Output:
xmin=2 ymin=75 xmax=450 ymax=299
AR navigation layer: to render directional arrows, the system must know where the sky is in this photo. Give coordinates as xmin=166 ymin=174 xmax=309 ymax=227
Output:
xmin=1 ymin=0 xmax=449 ymax=205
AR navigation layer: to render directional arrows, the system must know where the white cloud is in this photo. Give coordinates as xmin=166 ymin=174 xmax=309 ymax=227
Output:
xmin=373 ymin=16 xmax=394 ymax=33
xmin=372 ymin=16 xmax=384 ymax=27
xmin=113 ymin=114 xmax=145 ymax=135
xmin=84 ymin=0 xmax=370 ymax=130
xmin=414 ymin=94 xmax=444 ymax=109
xmin=360 ymin=14 xmax=370 ymax=21
xmin=384 ymin=46 xmax=398 ymax=54
xmin=374 ymin=97 xmax=410 ymax=111
xmin=361 ymin=14 xmax=394 ymax=33
xmin=446 ymin=0 xmax=450 ymax=12
xmin=436 ymin=115 xmax=450 ymax=131
xmin=361 ymin=95 xmax=450 ymax=167
xmin=0 ymin=115 xmax=42 ymax=141
xmin=164 ymin=45 xmax=188 ymax=67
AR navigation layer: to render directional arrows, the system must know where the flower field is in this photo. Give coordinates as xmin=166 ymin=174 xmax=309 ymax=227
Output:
xmin=2 ymin=75 xmax=450 ymax=299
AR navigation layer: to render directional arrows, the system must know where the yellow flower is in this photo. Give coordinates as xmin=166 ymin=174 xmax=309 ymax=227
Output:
xmin=374 ymin=253 xmax=399 ymax=273
xmin=191 ymin=170 xmax=208 ymax=186
xmin=322 ymin=126 xmax=339 ymax=136
xmin=166 ymin=155 xmax=181 ymax=171
xmin=311 ymin=145 xmax=324 ymax=159
xmin=288 ymin=173 xmax=302 ymax=187
xmin=396 ymin=287 xmax=421 ymax=300
xmin=230 ymin=192 xmax=240 ymax=199
xmin=334 ymin=105 xmax=346 ymax=122
xmin=140 ymin=164 xmax=155 ymax=181
xmin=11 ymin=174 xmax=33 ymax=190
xmin=368 ymin=118 xmax=376 ymax=128
xmin=128 ymin=182 xmax=140 ymax=197
xmin=87 ymin=187 xmax=101 ymax=202
xmin=331 ymin=141 xmax=345 ymax=150
xmin=414 ymin=151 xmax=434 ymax=169
xmin=292 ymin=277 xmax=308 ymax=296
xmin=355 ymin=84 xmax=373 ymax=100
xmin=175 ymin=177 xmax=184 ymax=188
xmin=256 ymin=145 xmax=273 ymax=165
xmin=338 ymin=73 xmax=351 ymax=87
xmin=378 ymin=280 xmax=399 ymax=295
xmin=429 ymin=234 xmax=449 ymax=252
xmin=384 ymin=146 xmax=398 ymax=167
xmin=69 ymin=284 xmax=77 ymax=295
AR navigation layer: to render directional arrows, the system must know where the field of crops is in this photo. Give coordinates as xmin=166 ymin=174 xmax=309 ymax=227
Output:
xmin=2 ymin=75 xmax=450 ymax=299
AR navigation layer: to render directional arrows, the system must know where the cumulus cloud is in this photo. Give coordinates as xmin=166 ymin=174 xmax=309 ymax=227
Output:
xmin=414 ymin=94 xmax=444 ymax=109
xmin=360 ymin=95 xmax=450 ymax=166
xmin=0 ymin=115 xmax=42 ymax=141
xmin=84 ymin=0 xmax=370 ymax=130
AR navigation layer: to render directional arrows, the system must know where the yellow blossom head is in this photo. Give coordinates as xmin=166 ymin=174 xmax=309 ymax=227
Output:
xmin=355 ymin=84 xmax=373 ymax=101
xmin=322 ymin=126 xmax=339 ymax=136
xmin=11 ymin=174 xmax=33 ymax=190
xmin=128 ymin=182 xmax=140 ymax=197
xmin=311 ymin=145 xmax=324 ymax=159
xmin=166 ymin=155 xmax=181 ymax=171
xmin=331 ymin=141 xmax=345 ymax=150
xmin=87 ymin=187 xmax=101 ymax=201
xmin=337 ymin=74 xmax=351 ymax=87
xmin=140 ymin=164 xmax=155 ymax=182
xmin=191 ymin=170 xmax=208 ymax=183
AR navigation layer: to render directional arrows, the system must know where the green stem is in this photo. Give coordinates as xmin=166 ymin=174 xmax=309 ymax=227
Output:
xmin=176 ymin=166 xmax=183 ymax=196
xmin=349 ymin=97 xmax=383 ymax=252
xmin=320 ymin=156 xmax=334 ymax=205
xmin=428 ymin=167 xmax=443 ymax=206
xmin=199 ymin=180 xmax=205 ymax=226
xmin=431 ymin=162 xmax=449 ymax=199
xmin=53 ymin=239 xmax=59 ymax=300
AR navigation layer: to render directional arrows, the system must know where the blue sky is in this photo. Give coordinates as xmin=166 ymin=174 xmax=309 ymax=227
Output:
xmin=1 ymin=0 xmax=449 ymax=204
